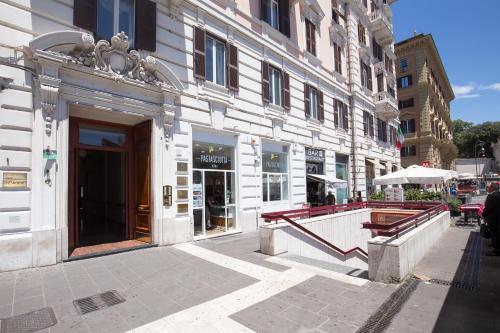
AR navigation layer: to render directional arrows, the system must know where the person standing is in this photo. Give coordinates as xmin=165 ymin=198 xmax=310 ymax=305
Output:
xmin=355 ymin=191 xmax=363 ymax=202
xmin=325 ymin=191 xmax=336 ymax=206
xmin=483 ymin=182 xmax=500 ymax=256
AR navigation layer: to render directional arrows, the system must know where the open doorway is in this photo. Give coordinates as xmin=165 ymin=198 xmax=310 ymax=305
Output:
xmin=68 ymin=117 xmax=152 ymax=257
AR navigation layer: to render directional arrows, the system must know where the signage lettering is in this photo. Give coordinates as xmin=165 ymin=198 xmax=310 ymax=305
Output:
xmin=2 ymin=173 xmax=28 ymax=188
xmin=305 ymin=148 xmax=325 ymax=162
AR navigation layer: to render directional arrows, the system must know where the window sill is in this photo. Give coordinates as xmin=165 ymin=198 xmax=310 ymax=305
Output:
xmin=362 ymin=86 xmax=372 ymax=97
xmin=304 ymin=51 xmax=321 ymax=67
xmin=306 ymin=119 xmax=322 ymax=132
xmin=333 ymin=71 xmax=347 ymax=84
xmin=261 ymin=21 xmax=288 ymax=47
xmin=200 ymin=80 xmax=232 ymax=105
xmin=265 ymin=103 xmax=287 ymax=120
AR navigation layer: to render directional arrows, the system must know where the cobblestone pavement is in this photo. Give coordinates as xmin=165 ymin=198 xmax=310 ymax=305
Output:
xmin=0 ymin=226 xmax=495 ymax=333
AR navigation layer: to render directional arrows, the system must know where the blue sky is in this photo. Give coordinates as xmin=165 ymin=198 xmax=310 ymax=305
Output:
xmin=391 ymin=0 xmax=500 ymax=124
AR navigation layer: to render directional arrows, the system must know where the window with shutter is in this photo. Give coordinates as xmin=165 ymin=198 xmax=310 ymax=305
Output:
xmin=305 ymin=19 xmax=316 ymax=56
xmin=367 ymin=65 xmax=373 ymax=91
xmin=262 ymin=61 xmax=270 ymax=103
xmin=282 ymin=72 xmax=291 ymax=110
xmin=342 ymin=102 xmax=349 ymax=130
xmin=358 ymin=23 xmax=366 ymax=45
xmin=74 ymin=0 xmax=97 ymax=33
xmin=334 ymin=100 xmax=339 ymax=127
xmin=369 ymin=115 xmax=374 ymax=137
xmin=382 ymin=121 xmax=387 ymax=142
xmin=92 ymin=0 xmax=148 ymax=49
xmin=193 ymin=27 xmax=206 ymax=80
xmin=363 ymin=111 xmax=368 ymax=135
xmin=205 ymin=34 xmax=226 ymax=86
xmin=135 ymin=0 xmax=156 ymax=52
xmin=377 ymin=73 xmax=384 ymax=93
xmin=278 ymin=0 xmax=290 ymax=38
xmin=268 ymin=65 xmax=282 ymax=105
xmin=318 ymin=90 xmax=324 ymax=122
xmin=227 ymin=44 xmax=239 ymax=91
xmin=304 ymin=84 xmax=311 ymax=118
xmin=334 ymin=43 xmax=342 ymax=74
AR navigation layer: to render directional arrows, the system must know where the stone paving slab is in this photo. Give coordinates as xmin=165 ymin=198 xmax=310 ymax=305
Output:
xmin=386 ymin=225 xmax=500 ymax=333
xmin=195 ymin=231 xmax=290 ymax=272
xmin=0 ymin=245 xmax=259 ymax=332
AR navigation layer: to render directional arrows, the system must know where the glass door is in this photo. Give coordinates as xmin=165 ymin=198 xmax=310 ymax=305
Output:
xmin=192 ymin=169 xmax=237 ymax=237
xmin=225 ymin=171 xmax=236 ymax=231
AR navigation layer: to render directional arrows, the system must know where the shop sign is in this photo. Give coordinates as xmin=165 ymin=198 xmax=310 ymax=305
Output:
xmin=305 ymin=148 xmax=325 ymax=162
xmin=262 ymin=151 xmax=287 ymax=173
xmin=306 ymin=162 xmax=323 ymax=175
xmin=193 ymin=143 xmax=233 ymax=170
xmin=2 ymin=172 xmax=27 ymax=188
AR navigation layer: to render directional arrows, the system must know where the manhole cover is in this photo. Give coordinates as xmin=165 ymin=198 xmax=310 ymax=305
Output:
xmin=0 ymin=307 xmax=57 ymax=333
xmin=73 ymin=290 xmax=125 ymax=315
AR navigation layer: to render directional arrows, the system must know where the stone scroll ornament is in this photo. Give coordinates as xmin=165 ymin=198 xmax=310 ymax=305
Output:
xmin=71 ymin=32 xmax=168 ymax=87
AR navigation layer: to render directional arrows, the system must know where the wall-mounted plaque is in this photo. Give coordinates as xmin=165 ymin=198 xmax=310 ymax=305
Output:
xmin=2 ymin=173 xmax=28 ymax=188
xmin=177 ymin=162 xmax=188 ymax=172
xmin=177 ymin=176 xmax=188 ymax=186
xmin=177 ymin=203 xmax=188 ymax=214
xmin=177 ymin=190 xmax=188 ymax=200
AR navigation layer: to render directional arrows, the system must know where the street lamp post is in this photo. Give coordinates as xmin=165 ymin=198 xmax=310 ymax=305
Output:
xmin=474 ymin=140 xmax=486 ymax=180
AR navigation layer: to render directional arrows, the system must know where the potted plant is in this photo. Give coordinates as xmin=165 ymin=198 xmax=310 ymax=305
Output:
xmin=447 ymin=198 xmax=462 ymax=216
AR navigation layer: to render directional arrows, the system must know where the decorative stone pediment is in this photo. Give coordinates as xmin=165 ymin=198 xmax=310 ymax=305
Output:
xmin=28 ymin=31 xmax=184 ymax=92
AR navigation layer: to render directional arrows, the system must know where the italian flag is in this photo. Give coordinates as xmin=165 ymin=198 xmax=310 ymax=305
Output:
xmin=396 ymin=127 xmax=405 ymax=149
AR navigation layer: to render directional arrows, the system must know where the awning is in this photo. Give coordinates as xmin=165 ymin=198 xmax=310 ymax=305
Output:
xmin=307 ymin=174 xmax=347 ymax=188
xmin=365 ymin=158 xmax=385 ymax=169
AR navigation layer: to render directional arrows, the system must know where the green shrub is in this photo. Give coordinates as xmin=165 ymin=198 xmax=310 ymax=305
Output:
xmin=369 ymin=191 xmax=385 ymax=201
xmin=404 ymin=188 xmax=423 ymax=201
xmin=422 ymin=191 xmax=441 ymax=201
xmin=447 ymin=198 xmax=462 ymax=212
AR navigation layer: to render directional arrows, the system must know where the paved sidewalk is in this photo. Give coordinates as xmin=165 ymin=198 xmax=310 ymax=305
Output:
xmin=386 ymin=224 xmax=500 ymax=333
xmin=0 ymin=232 xmax=396 ymax=333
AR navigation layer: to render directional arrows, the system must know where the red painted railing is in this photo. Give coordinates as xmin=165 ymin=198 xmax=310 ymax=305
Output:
xmin=362 ymin=203 xmax=449 ymax=237
xmin=260 ymin=201 xmax=448 ymax=258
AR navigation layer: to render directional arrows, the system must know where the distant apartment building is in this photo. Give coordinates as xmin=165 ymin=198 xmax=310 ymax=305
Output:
xmin=0 ymin=0 xmax=399 ymax=270
xmin=395 ymin=34 xmax=456 ymax=169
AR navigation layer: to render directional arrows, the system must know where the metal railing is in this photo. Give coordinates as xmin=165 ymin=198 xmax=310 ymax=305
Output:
xmin=260 ymin=201 xmax=447 ymax=258
xmin=362 ymin=203 xmax=449 ymax=237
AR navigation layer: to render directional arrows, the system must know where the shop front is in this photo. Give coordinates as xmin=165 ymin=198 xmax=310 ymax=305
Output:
xmin=262 ymin=142 xmax=289 ymax=212
xmin=305 ymin=148 xmax=326 ymax=206
xmin=192 ymin=140 xmax=236 ymax=238
xmin=335 ymin=154 xmax=350 ymax=204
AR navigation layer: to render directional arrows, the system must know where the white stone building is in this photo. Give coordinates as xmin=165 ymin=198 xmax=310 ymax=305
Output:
xmin=0 ymin=0 xmax=399 ymax=270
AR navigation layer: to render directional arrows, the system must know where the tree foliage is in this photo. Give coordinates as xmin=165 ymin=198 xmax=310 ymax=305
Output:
xmin=452 ymin=120 xmax=500 ymax=158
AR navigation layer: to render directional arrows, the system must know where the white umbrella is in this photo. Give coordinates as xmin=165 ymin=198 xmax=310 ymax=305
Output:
xmin=373 ymin=165 xmax=454 ymax=185
xmin=458 ymin=172 xmax=476 ymax=180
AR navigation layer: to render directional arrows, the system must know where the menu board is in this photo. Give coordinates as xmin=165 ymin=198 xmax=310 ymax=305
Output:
xmin=193 ymin=183 xmax=203 ymax=208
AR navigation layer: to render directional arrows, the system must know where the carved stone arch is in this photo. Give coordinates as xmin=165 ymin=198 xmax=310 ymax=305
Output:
xmin=28 ymin=30 xmax=184 ymax=92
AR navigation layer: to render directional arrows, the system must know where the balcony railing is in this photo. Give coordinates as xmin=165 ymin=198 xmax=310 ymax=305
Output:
xmin=370 ymin=10 xmax=393 ymax=46
xmin=374 ymin=91 xmax=398 ymax=120
xmin=329 ymin=21 xmax=347 ymax=46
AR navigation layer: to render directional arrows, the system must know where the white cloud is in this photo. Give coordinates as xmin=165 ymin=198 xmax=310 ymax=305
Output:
xmin=481 ymin=83 xmax=500 ymax=91
xmin=452 ymin=84 xmax=475 ymax=96
xmin=455 ymin=93 xmax=481 ymax=99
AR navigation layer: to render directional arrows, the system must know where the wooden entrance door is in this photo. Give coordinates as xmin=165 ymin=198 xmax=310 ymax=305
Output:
xmin=133 ymin=120 xmax=152 ymax=242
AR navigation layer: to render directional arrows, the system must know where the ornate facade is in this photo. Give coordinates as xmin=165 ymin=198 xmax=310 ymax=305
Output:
xmin=395 ymin=34 xmax=456 ymax=169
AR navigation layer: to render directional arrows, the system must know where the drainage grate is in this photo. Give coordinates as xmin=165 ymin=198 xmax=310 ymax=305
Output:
xmin=356 ymin=277 xmax=420 ymax=333
xmin=73 ymin=290 xmax=125 ymax=315
xmin=428 ymin=278 xmax=476 ymax=291
xmin=0 ymin=307 xmax=57 ymax=333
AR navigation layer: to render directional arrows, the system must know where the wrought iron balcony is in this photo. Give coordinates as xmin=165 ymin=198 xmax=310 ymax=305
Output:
xmin=373 ymin=91 xmax=398 ymax=120
xmin=370 ymin=10 xmax=393 ymax=46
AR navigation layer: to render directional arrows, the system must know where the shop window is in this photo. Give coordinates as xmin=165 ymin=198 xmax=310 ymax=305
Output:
xmin=262 ymin=148 xmax=288 ymax=202
xmin=193 ymin=142 xmax=234 ymax=170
